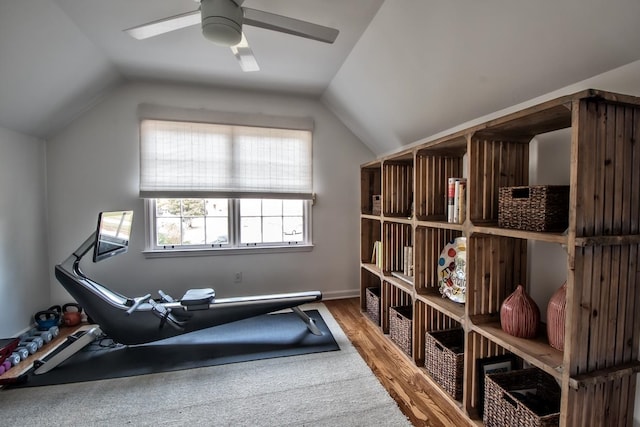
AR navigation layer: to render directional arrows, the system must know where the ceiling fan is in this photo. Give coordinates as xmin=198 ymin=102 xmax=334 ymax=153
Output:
xmin=124 ymin=0 xmax=340 ymax=72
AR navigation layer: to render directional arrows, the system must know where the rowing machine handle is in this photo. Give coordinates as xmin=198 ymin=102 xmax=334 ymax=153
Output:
xmin=126 ymin=294 xmax=152 ymax=315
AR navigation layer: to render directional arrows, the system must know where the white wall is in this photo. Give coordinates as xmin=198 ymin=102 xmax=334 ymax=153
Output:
xmin=0 ymin=126 xmax=49 ymax=336
xmin=46 ymin=81 xmax=374 ymax=304
xmin=527 ymin=128 xmax=571 ymax=320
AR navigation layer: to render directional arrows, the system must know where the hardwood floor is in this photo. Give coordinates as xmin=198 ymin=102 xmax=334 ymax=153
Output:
xmin=324 ymin=298 xmax=473 ymax=427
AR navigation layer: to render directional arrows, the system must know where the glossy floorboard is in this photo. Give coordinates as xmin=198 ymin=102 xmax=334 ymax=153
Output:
xmin=324 ymin=298 xmax=473 ymax=427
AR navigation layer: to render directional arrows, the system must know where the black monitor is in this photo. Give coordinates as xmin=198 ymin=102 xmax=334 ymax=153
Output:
xmin=93 ymin=210 xmax=134 ymax=262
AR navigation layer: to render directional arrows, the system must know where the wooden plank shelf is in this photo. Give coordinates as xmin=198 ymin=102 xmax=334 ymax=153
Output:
xmin=385 ymin=274 xmax=415 ymax=294
xmin=390 ymin=271 xmax=414 ymax=285
xmin=568 ymin=361 xmax=640 ymax=390
xmin=416 ymin=290 xmax=465 ymax=324
xmin=361 ymin=262 xmax=382 ymax=276
xmin=574 ymin=234 xmax=640 ymax=247
xmin=415 ymin=219 xmax=465 ymax=232
xmin=360 ymin=213 xmax=380 ymax=221
xmin=471 ymin=321 xmax=564 ymax=381
xmin=469 ymin=223 xmax=568 ymax=245
xmin=382 ymin=215 xmax=413 ymax=224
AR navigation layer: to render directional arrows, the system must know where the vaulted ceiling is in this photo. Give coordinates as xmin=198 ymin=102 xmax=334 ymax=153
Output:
xmin=1 ymin=0 xmax=640 ymax=155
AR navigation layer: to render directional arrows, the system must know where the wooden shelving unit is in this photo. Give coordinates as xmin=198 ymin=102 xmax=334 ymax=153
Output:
xmin=359 ymin=89 xmax=640 ymax=426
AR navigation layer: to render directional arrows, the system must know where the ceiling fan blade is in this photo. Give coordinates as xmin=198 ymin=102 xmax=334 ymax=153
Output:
xmin=230 ymin=33 xmax=259 ymax=72
xmin=242 ymin=8 xmax=339 ymax=44
xmin=124 ymin=9 xmax=201 ymax=40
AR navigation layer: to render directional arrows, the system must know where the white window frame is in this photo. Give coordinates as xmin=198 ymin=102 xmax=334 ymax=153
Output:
xmin=143 ymin=198 xmax=313 ymax=257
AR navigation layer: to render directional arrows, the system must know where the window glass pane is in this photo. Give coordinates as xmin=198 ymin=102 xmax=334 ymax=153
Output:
xmin=205 ymin=199 xmax=228 ymax=216
xmin=263 ymin=217 xmax=283 ymax=242
xmin=241 ymin=217 xmax=261 ymax=244
xmin=283 ymin=217 xmax=303 ymax=241
xmin=262 ymin=199 xmax=282 ymax=216
xmin=283 ymin=200 xmax=303 ymax=216
xmin=182 ymin=217 xmax=205 ymax=244
xmin=240 ymin=199 xmax=261 ymax=216
xmin=182 ymin=199 xmax=205 ymax=217
xmin=157 ymin=217 xmax=181 ymax=245
xmin=206 ymin=217 xmax=228 ymax=244
xmin=157 ymin=199 xmax=181 ymax=216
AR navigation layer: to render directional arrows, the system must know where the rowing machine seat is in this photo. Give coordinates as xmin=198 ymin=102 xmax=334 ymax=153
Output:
xmin=180 ymin=288 xmax=215 ymax=310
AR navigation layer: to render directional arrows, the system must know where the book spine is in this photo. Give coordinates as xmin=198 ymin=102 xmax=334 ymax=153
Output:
xmin=453 ymin=180 xmax=461 ymax=224
xmin=447 ymin=177 xmax=457 ymax=223
xmin=458 ymin=178 xmax=467 ymax=224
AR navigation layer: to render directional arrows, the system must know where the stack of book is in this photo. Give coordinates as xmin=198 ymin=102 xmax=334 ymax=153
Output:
xmin=447 ymin=177 xmax=467 ymax=224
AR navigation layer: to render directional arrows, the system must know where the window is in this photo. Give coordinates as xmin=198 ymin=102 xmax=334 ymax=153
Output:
xmin=139 ymin=116 xmax=313 ymax=254
xmin=149 ymin=198 xmax=309 ymax=250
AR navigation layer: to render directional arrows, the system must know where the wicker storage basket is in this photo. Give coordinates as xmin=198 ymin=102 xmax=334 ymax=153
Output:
xmin=424 ymin=328 xmax=464 ymax=400
xmin=484 ymin=368 xmax=560 ymax=427
xmin=389 ymin=305 xmax=412 ymax=356
xmin=498 ymin=185 xmax=569 ymax=232
xmin=365 ymin=287 xmax=381 ymax=326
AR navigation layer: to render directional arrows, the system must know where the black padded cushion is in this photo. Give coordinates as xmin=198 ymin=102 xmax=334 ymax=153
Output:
xmin=180 ymin=288 xmax=215 ymax=306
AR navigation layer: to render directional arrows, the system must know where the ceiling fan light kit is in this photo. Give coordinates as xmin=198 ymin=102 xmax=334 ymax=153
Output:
xmin=201 ymin=0 xmax=243 ymax=46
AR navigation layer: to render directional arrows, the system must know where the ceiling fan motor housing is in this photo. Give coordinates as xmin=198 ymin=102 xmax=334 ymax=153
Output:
xmin=201 ymin=0 xmax=243 ymax=46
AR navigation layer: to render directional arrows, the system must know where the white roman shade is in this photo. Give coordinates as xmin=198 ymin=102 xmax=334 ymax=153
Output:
xmin=139 ymin=119 xmax=313 ymax=199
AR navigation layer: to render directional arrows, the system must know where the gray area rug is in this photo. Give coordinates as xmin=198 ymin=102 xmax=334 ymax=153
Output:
xmin=0 ymin=303 xmax=412 ymax=426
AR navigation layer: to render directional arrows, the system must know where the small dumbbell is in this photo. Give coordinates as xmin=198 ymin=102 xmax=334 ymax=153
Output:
xmin=28 ymin=327 xmax=53 ymax=343
xmin=20 ymin=332 xmax=45 ymax=348
xmin=12 ymin=348 xmax=28 ymax=361
xmin=17 ymin=341 xmax=38 ymax=355
xmin=22 ymin=336 xmax=44 ymax=349
xmin=1 ymin=360 xmax=10 ymax=372
xmin=7 ymin=352 xmax=21 ymax=366
xmin=48 ymin=325 xmax=59 ymax=338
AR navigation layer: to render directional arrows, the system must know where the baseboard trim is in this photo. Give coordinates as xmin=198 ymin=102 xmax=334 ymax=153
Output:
xmin=322 ymin=289 xmax=359 ymax=300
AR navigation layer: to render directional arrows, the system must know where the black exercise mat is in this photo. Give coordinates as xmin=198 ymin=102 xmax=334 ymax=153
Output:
xmin=11 ymin=309 xmax=338 ymax=387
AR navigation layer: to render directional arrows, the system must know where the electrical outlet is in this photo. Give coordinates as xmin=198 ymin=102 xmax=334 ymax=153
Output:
xmin=234 ymin=272 xmax=242 ymax=283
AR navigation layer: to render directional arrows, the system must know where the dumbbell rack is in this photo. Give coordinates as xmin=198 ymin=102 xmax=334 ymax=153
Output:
xmin=0 ymin=324 xmax=90 ymax=387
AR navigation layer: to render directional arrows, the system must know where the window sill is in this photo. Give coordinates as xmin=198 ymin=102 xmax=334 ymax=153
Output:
xmin=142 ymin=244 xmax=314 ymax=258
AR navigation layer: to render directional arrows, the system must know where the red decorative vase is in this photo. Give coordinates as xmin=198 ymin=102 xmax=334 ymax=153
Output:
xmin=500 ymin=285 xmax=540 ymax=338
xmin=547 ymin=281 xmax=567 ymax=351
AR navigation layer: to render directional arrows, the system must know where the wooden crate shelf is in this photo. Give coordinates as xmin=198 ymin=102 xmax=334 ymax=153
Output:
xmin=359 ymin=89 xmax=640 ymax=426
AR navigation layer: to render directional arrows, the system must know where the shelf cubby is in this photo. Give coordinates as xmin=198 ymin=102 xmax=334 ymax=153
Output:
xmin=382 ymin=280 xmax=412 ymax=334
xmin=361 ymin=160 xmax=381 ymax=215
xmin=382 ymin=154 xmax=413 ymax=218
xmin=360 ymin=267 xmax=382 ymax=313
xmin=464 ymin=331 xmax=523 ymax=420
xmin=414 ymin=226 xmax=463 ymax=296
xmin=360 ymin=217 xmax=381 ymax=265
xmin=415 ymin=147 xmax=465 ymax=222
xmin=414 ymin=298 xmax=463 ymax=366
xmin=465 ymin=234 xmax=527 ymax=318
xmin=467 ymin=137 xmax=529 ymax=225
xmin=382 ymin=221 xmax=412 ymax=278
